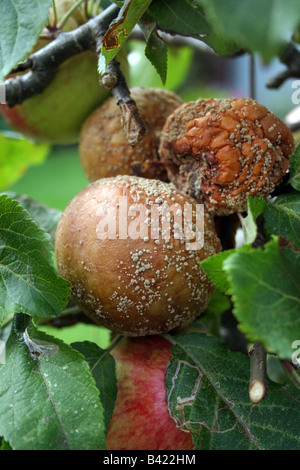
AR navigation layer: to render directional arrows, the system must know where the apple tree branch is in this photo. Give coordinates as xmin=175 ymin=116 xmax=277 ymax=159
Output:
xmin=4 ymin=3 xmax=146 ymax=145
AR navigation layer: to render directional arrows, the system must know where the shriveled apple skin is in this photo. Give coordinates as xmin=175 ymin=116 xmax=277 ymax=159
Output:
xmin=106 ymin=335 xmax=194 ymax=450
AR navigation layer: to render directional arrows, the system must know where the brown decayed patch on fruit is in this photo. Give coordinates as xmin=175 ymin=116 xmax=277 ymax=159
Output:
xmin=55 ymin=175 xmax=221 ymax=336
xmin=79 ymin=87 xmax=182 ymax=182
xmin=159 ymin=97 xmax=295 ymax=215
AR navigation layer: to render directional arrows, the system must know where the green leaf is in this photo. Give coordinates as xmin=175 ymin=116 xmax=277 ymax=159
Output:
xmin=0 ymin=0 xmax=52 ymax=80
xmin=205 ymin=289 xmax=231 ymax=315
xmin=0 ymin=438 xmax=12 ymax=450
xmin=99 ymin=0 xmax=152 ymax=73
xmin=166 ymin=333 xmax=300 ymax=450
xmin=289 ymin=145 xmax=300 ymax=191
xmin=139 ymin=18 xmax=168 ymax=85
xmin=72 ymin=341 xmax=118 ymax=436
xmin=241 ymin=196 xmax=267 ymax=245
xmin=200 ymin=248 xmax=246 ymax=295
xmin=0 ymin=315 xmax=106 ymax=450
xmin=0 ymin=195 xmax=70 ymax=322
xmin=148 ymin=0 xmax=240 ymax=55
xmin=2 ymin=192 xmax=62 ymax=245
xmin=145 ymin=33 xmax=168 ymax=85
xmin=264 ymin=193 xmax=300 ymax=248
xmin=111 ymin=1 xmax=125 ymax=6
xmin=195 ymin=0 xmax=298 ymax=60
xmin=128 ymin=41 xmax=193 ymax=91
xmin=0 ymin=133 xmax=49 ymax=190
xmin=223 ymin=240 xmax=300 ymax=359
xmin=149 ymin=0 xmax=210 ymax=37
xmin=0 ymin=322 xmax=12 ymax=344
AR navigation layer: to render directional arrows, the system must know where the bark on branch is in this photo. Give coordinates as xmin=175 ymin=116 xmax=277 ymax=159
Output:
xmin=267 ymin=43 xmax=300 ymax=89
xmin=5 ymin=4 xmax=119 ymax=107
xmin=249 ymin=341 xmax=267 ymax=403
xmin=4 ymin=3 xmax=147 ymax=145
xmin=100 ymin=59 xmax=146 ymax=145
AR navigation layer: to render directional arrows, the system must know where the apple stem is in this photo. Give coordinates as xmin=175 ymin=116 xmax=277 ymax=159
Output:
xmin=57 ymin=0 xmax=86 ymax=30
xmin=106 ymin=335 xmax=123 ymax=354
xmin=51 ymin=0 xmax=58 ymax=28
xmin=99 ymin=58 xmax=146 ymax=146
xmin=249 ymin=342 xmax=267 ymax=403
xmin=92 ymin=0 xmax=102 ymax=17
xmin=280 ymin=360 xmax=300 ymax=389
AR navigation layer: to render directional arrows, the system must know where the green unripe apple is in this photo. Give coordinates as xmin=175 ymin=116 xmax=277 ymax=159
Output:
xmin=0 ymin=0 xmax=128 ymax=144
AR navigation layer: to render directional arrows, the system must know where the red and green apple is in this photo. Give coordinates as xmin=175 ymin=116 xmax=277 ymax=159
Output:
xmin=106 ymin=335 xmax=194 ymax=451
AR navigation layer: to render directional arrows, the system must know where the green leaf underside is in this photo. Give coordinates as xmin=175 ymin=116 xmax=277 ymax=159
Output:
xmin=0 ymin=316 xmax=106 ymax=450
xmin=99 ymin=0 xmax=152 ymax=73
xmin=194 ymin=0 xmax=297 ymax=59
xmin=264 ymin=193 xmax=300 ymax=248
xmin=139 ymin=18 xmax=168 ymax=85
xmin=200 ymin=246 xmax=249 ymax=295
xmin=289 ymin=145 xmax=300 ymax=191
xmin=0 ymin=0 xmax=52 ymax=80
xmin=0 ymin=195 xmax=70 ymax=322
xmin=167 ymin=333 xmax=300 ymax=450
xmin=72 ymin=341 xmax=118 ymax=436
xmin=145 ymin=32 xmax=168 ymax=85
xmin=242 ymin=196 xmax=267 ymax=245
xmin=223 ymin=240 xmax=300 ymax=359
xmin=148 ymin=0 xmax=240 ymax=55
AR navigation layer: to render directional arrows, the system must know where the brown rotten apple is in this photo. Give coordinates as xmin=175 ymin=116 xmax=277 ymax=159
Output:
xmin=55 ymin=175 xmax=221 ymax=336
xmin=0 ymin=0 xmax=128 ymax=144
xmin=159 ymin=97 xmax=295 ymax=215
xmin=106 ymin=335 xmax=193 ymax=450
xmin=79 ymin=87 xmax=182 ymax=181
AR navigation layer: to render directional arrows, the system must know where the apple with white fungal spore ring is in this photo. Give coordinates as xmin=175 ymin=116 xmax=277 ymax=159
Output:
xmin=55 ymin=175 xmax=221 ymax=336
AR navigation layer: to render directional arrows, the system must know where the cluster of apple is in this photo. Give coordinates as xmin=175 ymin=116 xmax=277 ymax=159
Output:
xmin=1 ymin=0 xmax=295 ymax=451
xmin=54 ymin=86 xmax=221 ymax=450
xmin=54 ymin=89 xmax=294 ymax=342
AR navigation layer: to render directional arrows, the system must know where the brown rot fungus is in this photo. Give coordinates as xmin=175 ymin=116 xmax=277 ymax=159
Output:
xmin=159 ymin=97 xmax=295 ymax=215
xmin=55 ymin=175 xmax=221 ymax=336
xmin=79 ymin=87 xmax=182 ymax=183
